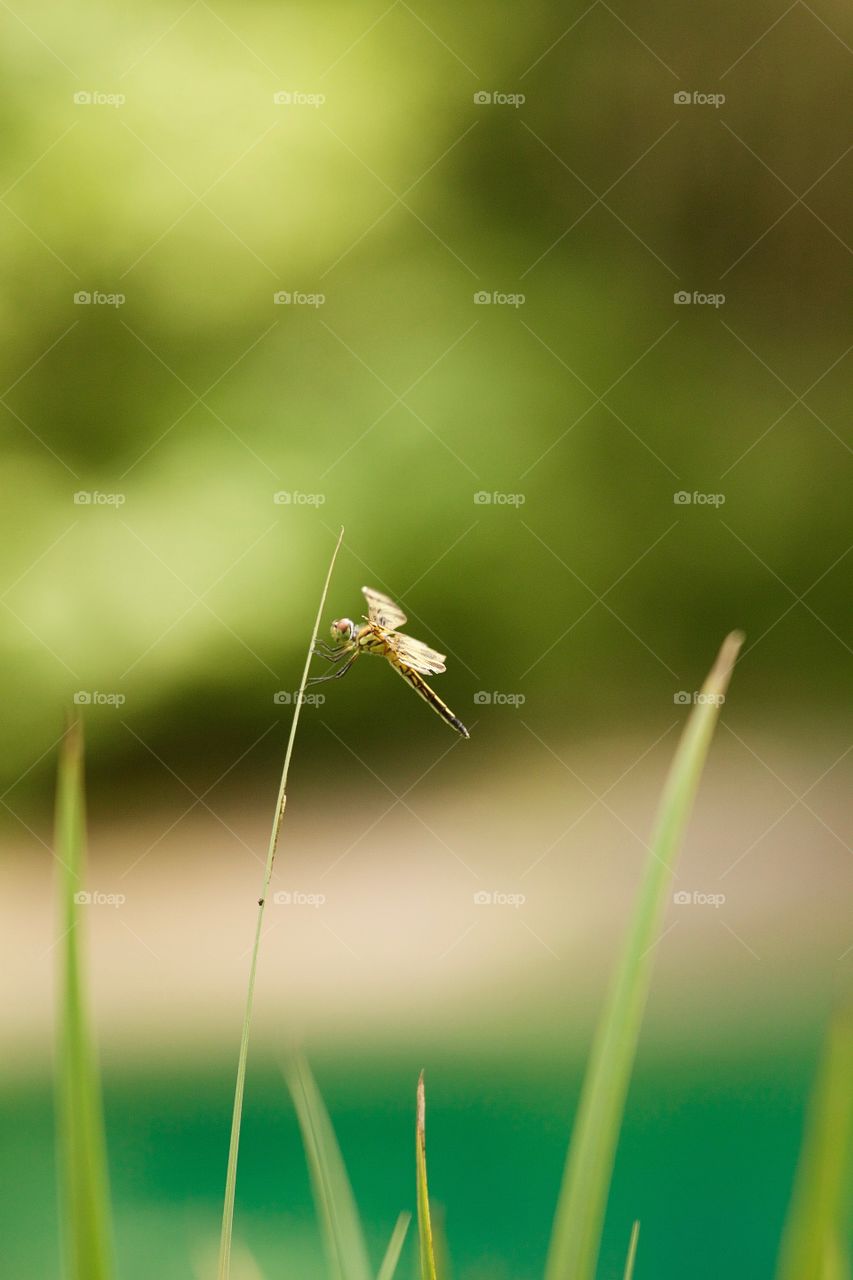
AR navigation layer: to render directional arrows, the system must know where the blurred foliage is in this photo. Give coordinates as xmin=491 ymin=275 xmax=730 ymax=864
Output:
xmin=1 ymin=0 xmax=850 ymax=797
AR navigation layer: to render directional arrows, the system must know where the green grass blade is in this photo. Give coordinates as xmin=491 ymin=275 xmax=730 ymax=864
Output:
xmin=776 ymin=1011 xmax=853 ymax=1280
xmin=54 ymin=716 xmax=114 ymax=1280
xmin=218 ymin=527 xmax=344 ymax=1280
xmin=376 ymin=1212 xmax=411 ymax=1280
xmin=545 ymin=632 xmax=744 ymax=1280
xmin=283 ymin=1057 xmax=372 ymax=1280
xmin=622 ymin=1220 xmax=640 ymax=1280
xmin=416 ymin=1072 xmax=438 ymax=1280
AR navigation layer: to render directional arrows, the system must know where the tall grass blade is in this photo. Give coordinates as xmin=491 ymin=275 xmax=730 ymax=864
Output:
xmin=622 ymin=1220 xmax=640 ymax=1280
xmin=377 ymin=1213 xmax=411 ymax=1280
xmin=283 ymin=1057 xmax=372 ymax=1280
xmin=776 ymin=1010 xmax=853 ymax=1280
xmin=545 ymin=632 xmax=744 ymax=1280
xmin=218 ymin=527 xmax=345 ymax=1280
xmin=54 ymin=716 xmax=114 ymax=1280
xmin=416 ymin=1072 xmax=438 ymax=1280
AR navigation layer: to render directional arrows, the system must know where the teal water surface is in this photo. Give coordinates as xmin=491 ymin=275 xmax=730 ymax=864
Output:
xmin=1 ymin=1043 xmax=816 ymax=1280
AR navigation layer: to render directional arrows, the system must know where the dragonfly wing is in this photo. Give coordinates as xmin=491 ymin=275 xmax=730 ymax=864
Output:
xmin=387 ymin=632 xmax=446 ymax=675
xmin=362 ymin=586 xmax=407 ymax=630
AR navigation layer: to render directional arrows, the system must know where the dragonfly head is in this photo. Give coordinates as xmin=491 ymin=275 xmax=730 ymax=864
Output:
xmin=330 ymin=617 xmax=356 ymax=645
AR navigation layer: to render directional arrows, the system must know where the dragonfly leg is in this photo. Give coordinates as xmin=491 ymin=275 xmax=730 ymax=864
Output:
xmin=312 ymin=640 xmax=342 ymax=657
xmin=312 ymin=648 xmax=345 ymax=663
xmin=307 ymin=652 xmax=359 ymax=684
xmin=311 ymin=639 xmax=354 ymax=667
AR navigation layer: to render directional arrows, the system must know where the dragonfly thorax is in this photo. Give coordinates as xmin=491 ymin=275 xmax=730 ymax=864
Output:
xmin=330 ymin=617 xmax=357 ymax=644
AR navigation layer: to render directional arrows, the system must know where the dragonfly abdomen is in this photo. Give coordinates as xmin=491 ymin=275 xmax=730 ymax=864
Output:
xmin=392 ymin=663 xmax=470 ymax=739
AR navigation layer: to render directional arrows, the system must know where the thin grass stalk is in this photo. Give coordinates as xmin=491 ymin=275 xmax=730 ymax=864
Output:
xmin=217 ymin=527 xmax=345 ymax=1280
xmin=622 ymin=1221 xmax=640 ymax=1280
xmin=377 ymin=1212 xmax=412 ymax=1280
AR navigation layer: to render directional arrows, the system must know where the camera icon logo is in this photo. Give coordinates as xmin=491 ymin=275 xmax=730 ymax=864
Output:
xmin=673 ymin=91 xmax=691 ymax=105
xmin=273 ymin=891 xmax=292 ymax=904
xmin=473 ymin=490 xmax=492 ymax=505
xmin=73 ymin=91 xmax=93 ymax=105
xmin=273 ymin=291 xmax=292 ymax=305
xmin=673 ymin=890 xmax=692 ymax=904
xmin=473 ymin=91 xmax=491 ymax=105
xmin=673 ymin=290 xmax=691 ymax=304
xmin=673 ymin=490 xmax=692 ymax=505
xmin=673 ymin=690 xmax=692 ymax=705
xmin=473 ymin=290 xmax=491 ymax=305
xmin=74 ymin=890 xmax=92 ymax=904
xmin=473 ymin=691 xmax=491 ymax=704
xmin=74 ymin=291 xmax=92 ymax=305
xmin=473 ymin=890 xmax=492 ymax=904
xmin=274 ymin=691 xmax=293 ymax=704
xmin=73 ymin=690 xmax=92 ymax=704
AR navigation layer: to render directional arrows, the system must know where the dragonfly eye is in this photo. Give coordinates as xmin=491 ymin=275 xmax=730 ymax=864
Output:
xmin=330 ymin=618 xmax=354 ymax=642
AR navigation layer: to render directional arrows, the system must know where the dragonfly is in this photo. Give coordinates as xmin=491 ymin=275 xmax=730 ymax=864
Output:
xmin=310 ymin=586 xmax=470 ymax=738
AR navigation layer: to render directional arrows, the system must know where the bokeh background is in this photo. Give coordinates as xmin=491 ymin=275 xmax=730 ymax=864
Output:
xmin=1 ymin=2 xmax=851 ymax=1277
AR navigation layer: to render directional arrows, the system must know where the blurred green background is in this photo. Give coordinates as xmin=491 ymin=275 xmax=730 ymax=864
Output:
xmin=1 ymin=1 xmax=851 ymax=1277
